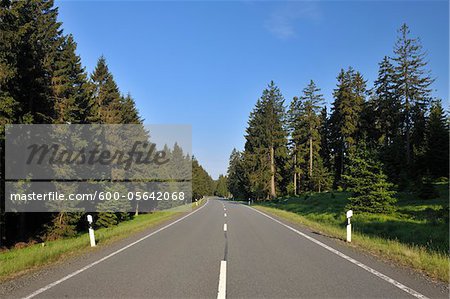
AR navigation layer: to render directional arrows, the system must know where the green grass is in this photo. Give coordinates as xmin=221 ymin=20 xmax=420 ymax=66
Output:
xmin=0 ymin=200 xmax=206 ymax=281
xmin=255 ymin=183 xmax=449 ymax=282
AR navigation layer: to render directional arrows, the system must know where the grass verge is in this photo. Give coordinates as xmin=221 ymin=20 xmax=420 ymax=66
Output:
xmin=0 ymin=200 xmax=206 ymax=282
xmin=254 ymin=205 xmax=449 ymax=283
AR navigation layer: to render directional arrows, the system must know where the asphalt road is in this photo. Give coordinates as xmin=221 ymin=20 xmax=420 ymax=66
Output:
xmin=1 ymin=198 xmax=448 ymax=298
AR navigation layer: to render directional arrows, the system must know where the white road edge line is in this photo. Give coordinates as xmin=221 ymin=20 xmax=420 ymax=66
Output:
xmin=217 ymin=260 xmax=227 ymax=299
xmin=22 ymin=200 xmax=210 ymax=299
xmin=223 ymin=223 xmax=227 ymax=232
xmin=246 ymin=205 xmax=429 ymax=299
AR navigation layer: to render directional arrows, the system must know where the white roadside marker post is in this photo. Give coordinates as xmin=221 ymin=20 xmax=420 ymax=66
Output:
xmin=248 ymin=198 xmax=251 ymax=206
xmin=87 ymin=214 xmax=96 ymax=247
xmin=346 ymin=210 xmax=353 ymax=242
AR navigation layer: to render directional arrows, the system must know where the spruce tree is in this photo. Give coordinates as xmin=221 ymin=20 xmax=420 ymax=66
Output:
xmin=120 ymin=93 xmax=142 ymax=124
xmin=311 ymin=157 xmax=332 ymax=192
xmin=372 ymin=56 xmax=401 ymax=146
xmin=1 ymin=0 xmax=66 ymax=242
xmin=52 ymin=35 xmax=91 ymax=124
xmin=343 ymin=142 xmax=396 ymax=213
xmin=288 ymin=80 xmax=324 ymax=191
xmin=227 ymin=149 xmax=249 ymax=199
xmin=426 ymin=100 xmax=449 ymax=178
xmin=192 ymin=157 xmax=214 ymax=200
xmin=89 ymin=57 xmax=133 ymax=226
xmin=244 ymin=81 xmax=288 ymax=199
xmin=319 ymin=107 xmax=332 ymax=171
xmin=392 ymin=23 xmax=434 ymax=168
xmin=215 ymin=175 xmax=228 ymax=197
xmin=329 ymin=68 xmax=366 ymax=186
xmin=287 ymin=96 xmax=307 ymax=194
xmin=89 ymin=56 xmax=123 ymax=124
xmin=301 ymin=81 xmax=323 ymax=182
xmin=0 ymin=0 xmax=64 ymax=124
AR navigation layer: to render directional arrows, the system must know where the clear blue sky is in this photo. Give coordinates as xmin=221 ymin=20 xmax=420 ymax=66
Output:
xmin=56 ymin=0 xmax=448 ymax=179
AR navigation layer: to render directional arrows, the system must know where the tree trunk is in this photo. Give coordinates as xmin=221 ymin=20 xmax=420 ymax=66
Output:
xmin=309 ymin=137 xmax=313 ymax=177
xmin=270 ymin=146 xmax=276 ymax=199
xmin=293 ymin=147 xmax=297 ymax=196
xmin=405 ymin=84 xmax=411 ymax=166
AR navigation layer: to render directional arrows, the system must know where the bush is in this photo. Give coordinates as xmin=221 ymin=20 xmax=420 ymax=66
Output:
xmin=416 ymin=176 xmax=439 ymax=200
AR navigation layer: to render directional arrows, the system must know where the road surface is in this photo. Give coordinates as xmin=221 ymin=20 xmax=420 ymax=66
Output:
xmin=1 ymin=198 xmax=448 ymax=298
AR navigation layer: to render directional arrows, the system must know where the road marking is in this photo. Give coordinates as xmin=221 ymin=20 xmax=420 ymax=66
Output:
xmin=223 ymin=223 xmax=227 ymax=232
xmin=246 ymin=205 xmax=429 ymax=299
xmin=224 ymin=213 xmax=227 ymax=217
xmin=217 ymin=260 xmax=227 ymax=299
xmin=22 ymin=200 xmax=210 ymax=299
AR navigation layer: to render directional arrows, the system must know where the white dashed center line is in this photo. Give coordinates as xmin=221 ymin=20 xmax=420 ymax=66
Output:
xmin=217 ymin=260 xmax=227 ymax=299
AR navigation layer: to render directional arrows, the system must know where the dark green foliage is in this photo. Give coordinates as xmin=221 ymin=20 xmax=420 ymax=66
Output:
xmin=287 ymin=95 xmax=307 ymax=194
xmin=319 ymin=107 xmax=332 ymax=171
xmin=369 ymin=56 xmax=401 ymax=147
xmin=343 ymin=142 xmax=396 ymax=213
xmin=311 ymin=157 xmax=332 ymax=193
xmin=392 ymin=23 xmax=434 ymax=169
xmin=0 ymin=0 xmax=61 ymax=124
xmin=227 ymin=149 xmax=249 ymax=199
xmin=96 ymin=211 xmax=119 ymax=228
xmin=120 ymin=93 xmax=142 ymax=124
xmin=192 ymin=157 xmax=214 ymax=200
xmin=329 ymin=68 xmax=366 ymax=186
xmin=244 ymin=81 xmax=289 ymax=199
xmin=416 ymin=175 xmax=439 ymax=200
xmin=44 ymin=212 xmax=82 ymax=240
xmin=425 ymin=100 xmax=449 ymax=178
xmin=288 ymin=80 xmax=329 ymax=193
xmin=214 ymin=175 xmax=228 ymax=197
xmin=52 ymin=35 xmax=91 ymax=124
xmin=89 ymin=56 xmax=123 ymax=124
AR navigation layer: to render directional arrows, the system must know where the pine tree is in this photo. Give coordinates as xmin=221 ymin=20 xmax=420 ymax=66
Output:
xmin=89 ymin=56 xmax=123 ymax=124
xmin=0 ymin=0 xmax=67 ymax=243
xmin=52 ymin=35 xmax=91 ymax=124
xmin=392 ymin=23 xmax=434 ymax=167
xmin=288 ymin=80 xmax=324 ymax=192
xmin=287 ymin=96 xmax=307 ymax=194
xmin=343 ymin=141 xmax=396 ymax=213
xmin=244 ymin=81 xmax=288 ymax=199
xmin=301 ymin=81 xmax=323 ymax=182
xmin=329 ymin=68 xmax=366 ymax=186
xmin=311 ymin=157 xmax=332 ymax=193
xmin=89 ymin=57 xmax=134 ymax=226
xmin=0 ymin=0 xmax=65 ymax=124
xmin=319 ymin=107 xmax=332 ymax=171
xmin=411 ymin=103 xmax=428 ymax=178
xmin=215 ymin=175 xmax=228 ymax=197
xmin=44 ymin=34 xmax=92 ymax=237
xmin=192 ymin=157 xmax=214 ymax=200
xmin=120 ymin=93 xmax=142 ymax=124
xmin=426 ymin=100 xmax=449 ymax=178
xmin=372 ymin=56 xmax=401 ymax=146
xmin=227 ymin=149 xmax=249 ymax=199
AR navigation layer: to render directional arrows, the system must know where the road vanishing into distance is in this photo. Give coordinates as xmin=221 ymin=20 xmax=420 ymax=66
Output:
xmin=1 ymin=198 xmax=448 ymax=299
